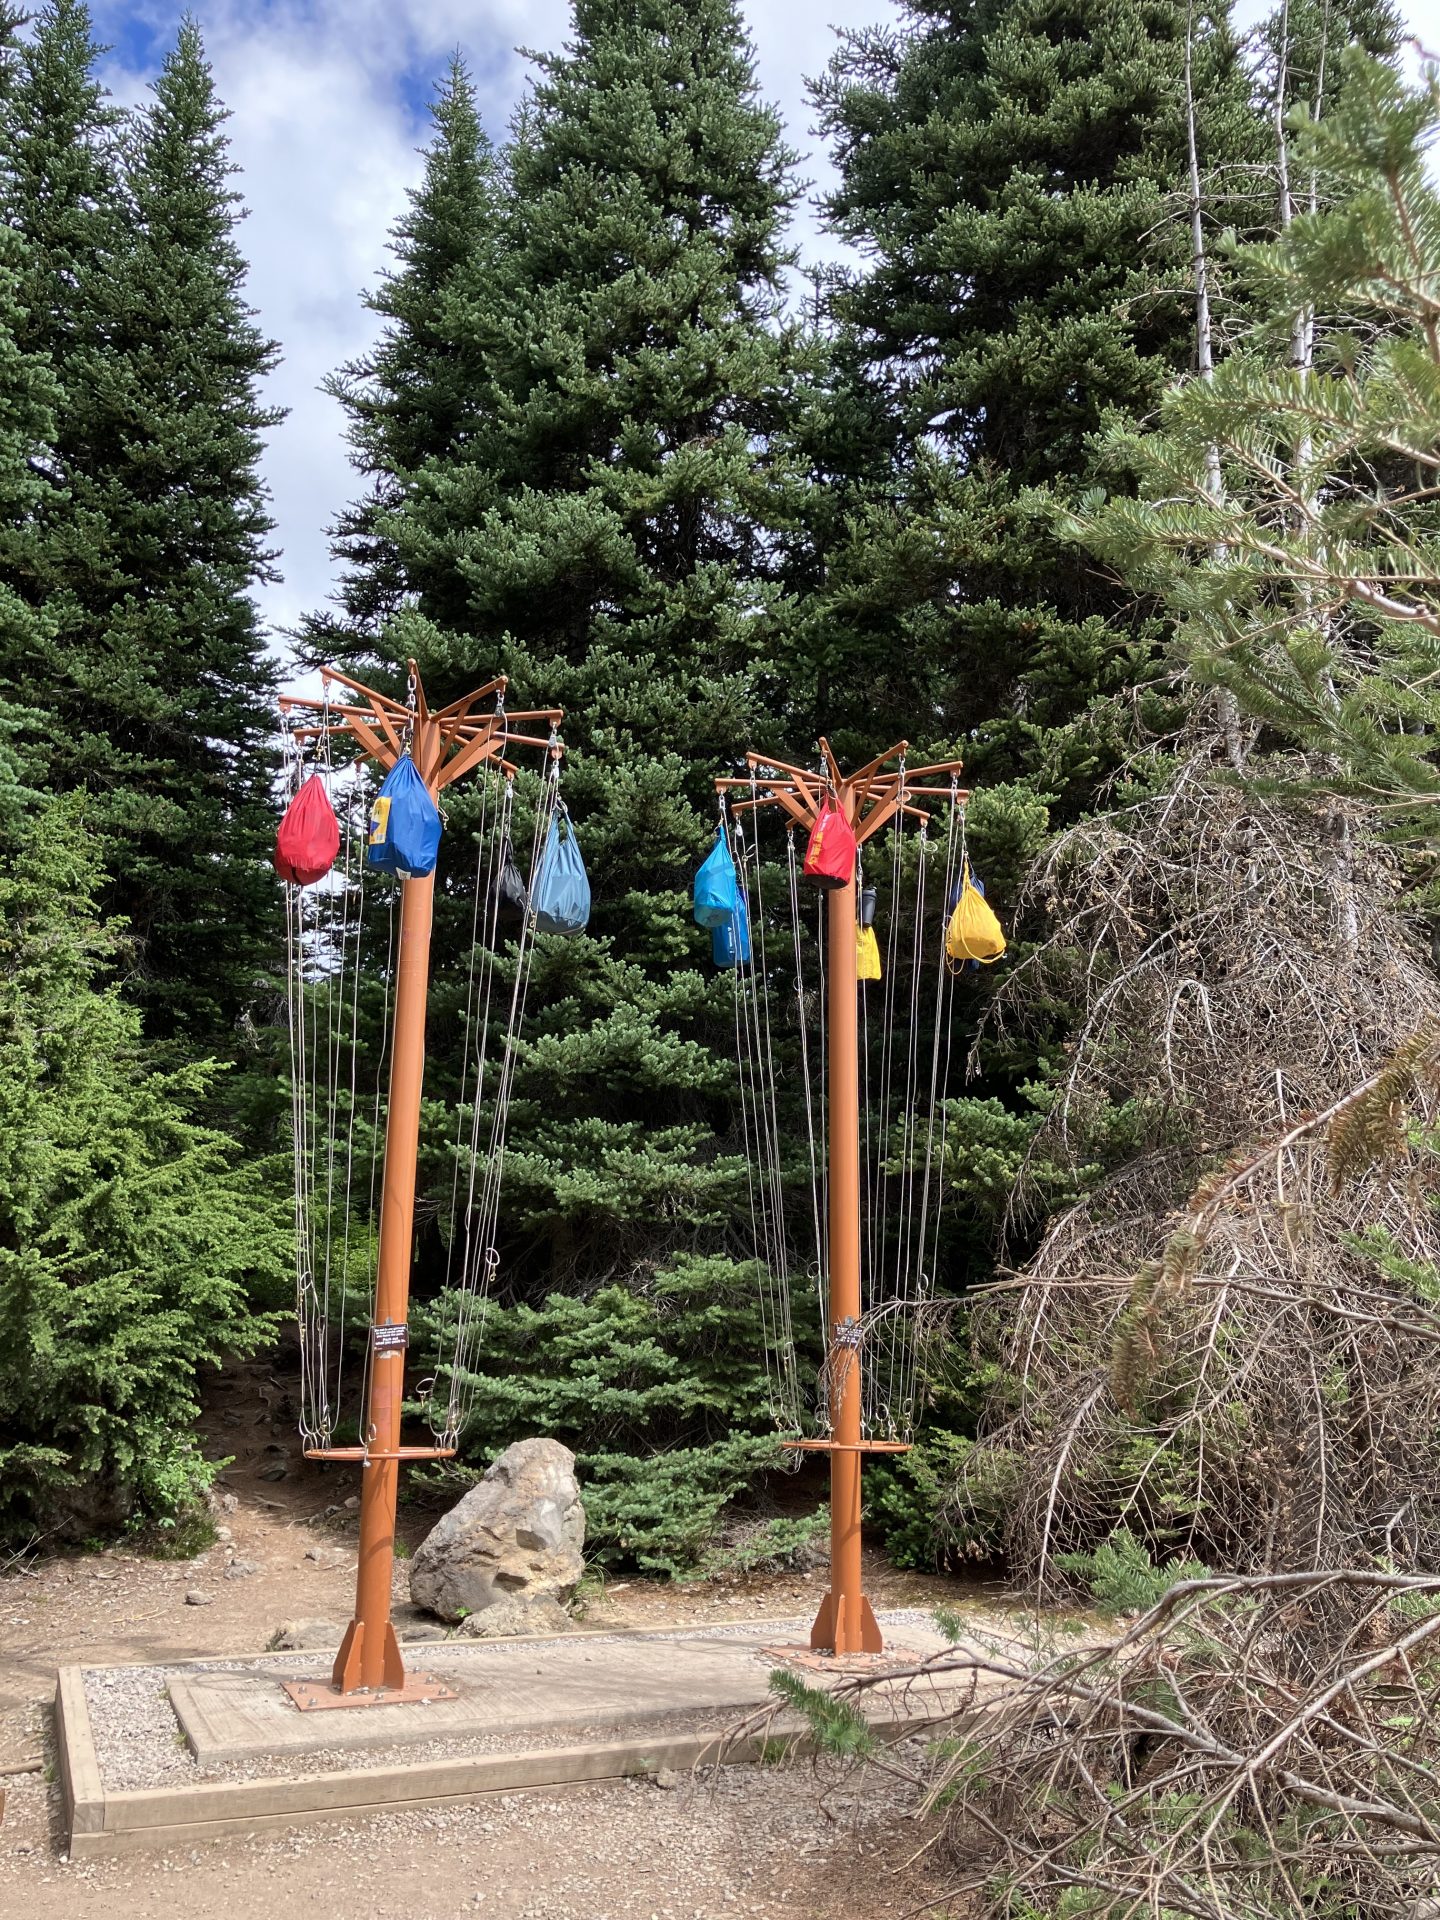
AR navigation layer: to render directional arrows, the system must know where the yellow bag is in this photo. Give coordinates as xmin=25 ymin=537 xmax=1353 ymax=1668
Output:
xmin=856 ymin=924 xmax=882 ymax=981
xmin=945 ymin=864 xmax=1006 ymax=966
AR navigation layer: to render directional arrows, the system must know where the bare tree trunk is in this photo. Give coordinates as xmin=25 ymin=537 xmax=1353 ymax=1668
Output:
xmin=1185 ymin=3 xmax=1246 ymax=772
xmin=1274 ymin=0 xmax=1357 ymax=946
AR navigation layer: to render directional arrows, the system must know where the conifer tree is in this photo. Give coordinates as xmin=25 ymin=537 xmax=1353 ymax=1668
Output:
xmin=0 ymin=791 xmax=288 ymax=1542
xmin=1072 ymin=52 xmax=1440 ymax=838
xmin=0 ymin=9 xmax=282 ymax=1044
xmin=807 ymin=0 xmax=1266 ymax=808
xmin=0 ymin=258 xmax=58 ymax=821
xmin=0 ymin=212 xmax=61 ymax=783
xmin=0 ymin=0 xmax=118 ymax=753
xmin=315 ymin=56 xmax=504 ymax=644
xmin=318 ymin=1 xmax=813 ymax=1559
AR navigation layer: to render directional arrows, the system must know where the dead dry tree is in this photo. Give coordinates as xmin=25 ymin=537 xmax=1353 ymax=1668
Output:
xmin=869 ymin=1569 xmax=1440 ymax=1918
xmin=949 ymin=759 xmax=1440 ymax=1585
xmin=732 ymin=1574 xmax=1440 ymax=1915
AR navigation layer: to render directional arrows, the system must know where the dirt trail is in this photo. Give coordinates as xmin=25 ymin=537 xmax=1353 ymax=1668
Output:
xmin=0 ymin=1363 xmax=981 ymax=1917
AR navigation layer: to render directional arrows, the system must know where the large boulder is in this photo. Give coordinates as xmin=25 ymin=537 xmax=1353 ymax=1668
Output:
xmin=457 ymin=1594 xmax=574 ymax=1639
xmin=409 ymin=1438 xmax=584 ymax=1623
xmin=269 ymin=1617 xmax=342 ymax=1651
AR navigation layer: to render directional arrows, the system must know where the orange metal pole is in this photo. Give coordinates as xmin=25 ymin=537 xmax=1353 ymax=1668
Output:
xmin=809 ymin=792 xmax=883 ymax=1657
xmin=332 ymin=861 xmax=435 ymax=1694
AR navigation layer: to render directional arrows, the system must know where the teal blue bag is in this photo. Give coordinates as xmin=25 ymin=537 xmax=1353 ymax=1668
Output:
xmin=533 ymin=809 xmax=591 ymax=935
xmin=711 ymin=894 xmax=752 ymax=968
xmin=694 ymin=833 xmax=741 ymax=930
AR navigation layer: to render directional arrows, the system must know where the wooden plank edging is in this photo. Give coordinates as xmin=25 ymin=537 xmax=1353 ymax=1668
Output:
xmin=54 ymin=1667 xmax=105 ymax=1840
xmin=64 ymin=1707 xmax=950 ymax=1855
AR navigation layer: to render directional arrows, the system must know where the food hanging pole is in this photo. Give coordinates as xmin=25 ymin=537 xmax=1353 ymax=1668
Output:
xmin=278 ymin=661 xmax=562 ymax=1701
xmin=718 ymin=742 xmax=967 ymax=1656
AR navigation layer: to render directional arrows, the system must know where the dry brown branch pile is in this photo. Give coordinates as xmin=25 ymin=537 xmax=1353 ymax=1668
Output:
xmin=891 ymin=1571 xmax=1440 ymax=1919
xmin=948 ymin=763 xmax=1440 ymax=1583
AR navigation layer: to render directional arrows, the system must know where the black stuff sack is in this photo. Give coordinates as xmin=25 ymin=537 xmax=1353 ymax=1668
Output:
xmin=491 ymin=833 xmax=531 ymax=923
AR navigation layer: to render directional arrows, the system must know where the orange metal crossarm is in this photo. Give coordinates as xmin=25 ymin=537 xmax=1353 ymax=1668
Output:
xmin=468 ymin=726 xmax=561 ymax=750
xmin=282 ymin=693 xmax=405 ymax=765
xmin=899 ymin=758 xmax=968 ymax=781
xmin=346 ymin=714 xmax=395 ymax=770
xmin=743 ymin=749 xmax=820 ymax=783
xmin=851 ymin=769 xmax=886 ymax=816
xmin=278 ymin=700 xmax=392 ymax=727
xmin=437 ymin=726 xmax=561 ymax=791
xmin=725 ymin=783 xmax=813 ymax=831
xmin=318 ymin=665 xmax=412 ymax=718
xmin=433 ymin=731 xmax=497 ymax=792
xmin=847 ymin=740 xmax=911 ymax=785
xmin=432 ymin=676 xmax=507 ymax=722
xmin=724 ymin=764 xmax=826 ymax=821
xmin=440 ymin=728 xmax=513 ymax=790
xmin=854 ymin=789 xmax=906 ymax=847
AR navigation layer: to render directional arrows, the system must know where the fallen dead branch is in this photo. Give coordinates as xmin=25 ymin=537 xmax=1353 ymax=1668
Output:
xmin=736 ymin=1572 xmax=1440 ymax=1917
xmin=906 ymin=1571 xmax=1440 ymax=1918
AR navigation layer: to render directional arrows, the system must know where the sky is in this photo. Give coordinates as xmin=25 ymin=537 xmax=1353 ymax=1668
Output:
xmin=91 ymin=0 xmax=1440 ymax=658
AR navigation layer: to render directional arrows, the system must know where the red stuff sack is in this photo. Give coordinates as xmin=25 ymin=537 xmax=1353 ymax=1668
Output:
xmin=275 ymin=774 xmax=340 ymax=886
xmin=803 ymin=798 xmax=858 ymax=890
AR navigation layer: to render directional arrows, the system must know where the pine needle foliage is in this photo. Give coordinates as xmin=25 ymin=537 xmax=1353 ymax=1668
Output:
xmin=0 ymin=797 xmax=288 ymax=1541
xmin=1071 ymin=51 xmax=1440 ymax=843
xmin=1326 ymin=1015 xmax=1440 ymax=1190
xmin=766 ymin=1669 xmax=878 ymax=1762
xmin=0 ymin=7 xmax=283 ymax=1044
xmin=1056 ymin=1527 xmax=1210 ymax=1614
xmin=807 ymin=0 xmax=1265 ymax=805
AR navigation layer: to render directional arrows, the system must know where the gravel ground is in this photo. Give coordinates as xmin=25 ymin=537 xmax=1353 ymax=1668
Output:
xmin=82 ymin=1611 xmax=949 ymax=1792
xmin=1 ymin=1749 xmax=955 ymax=1919
xmin=0 ymin=1365 xmax=1015 ymax=1916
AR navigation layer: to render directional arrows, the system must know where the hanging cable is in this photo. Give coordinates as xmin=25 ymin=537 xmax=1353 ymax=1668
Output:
xmin=437 ymin=745 xmax=561 ymax=1445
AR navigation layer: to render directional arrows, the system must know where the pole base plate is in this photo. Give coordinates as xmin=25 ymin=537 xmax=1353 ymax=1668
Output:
xmin=281 ymin=1672 xmax=458 ymax=1713
xmin=332 ymin=1615 xmax=407 ymax=1693
xmin=808 ymin=1588 xmax=883 ymax=1656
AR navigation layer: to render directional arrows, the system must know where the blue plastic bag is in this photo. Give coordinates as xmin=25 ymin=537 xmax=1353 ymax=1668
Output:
xmin=367 ymin=755 xmax=442 ymax=879
xmin=711 ymin=895 xmax=752 ymax=968
xmin=532 ymin=809 xmax=591 ymax=935
xmin=694 ymin=834 xmax=741 ymax=929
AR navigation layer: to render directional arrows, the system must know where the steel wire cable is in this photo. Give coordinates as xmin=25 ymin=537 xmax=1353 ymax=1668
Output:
xmin=441 ymin=759 xmax=560 ymax=1442
xmin=734 ymin=810 xmax=802 ymax=1434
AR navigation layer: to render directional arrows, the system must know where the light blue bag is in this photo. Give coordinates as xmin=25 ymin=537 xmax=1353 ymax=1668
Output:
xmin=367 ymin=755 xmax=442 ymax=879
xmin=694 ymin=833 xmax=741 ymax=929
xmin=532 ymin=808 xmax=591 ymax=935
xmin=711 ymin=894 xmax=752 ymax=969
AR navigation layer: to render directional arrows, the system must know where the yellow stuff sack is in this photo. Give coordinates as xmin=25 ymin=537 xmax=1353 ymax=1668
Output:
xmin=945 ymin=866 xmax=1006 ymax=966
xmin=856 ymin=925 xmax=882 ymax=981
